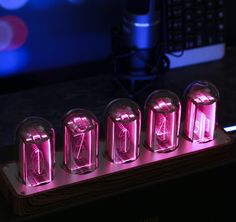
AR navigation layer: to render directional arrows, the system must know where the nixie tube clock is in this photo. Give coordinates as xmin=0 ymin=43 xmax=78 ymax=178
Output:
xmin=63 ymin=109 xmax=99 ymax=174
xmin=184 ymin=81 xmax=219 ymax=143
xmin=145 ymin=90 xmax=181 ymax=153
xmin=17 ymin=117 xmax=55 ymax=187
xmin=105 ymin=99 xmax=141 ymax=164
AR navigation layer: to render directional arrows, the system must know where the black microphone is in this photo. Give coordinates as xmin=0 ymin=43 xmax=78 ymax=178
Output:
xmin=111 ymin=0 xmax=169 ymax=95
xmin=122 ymin=0 xmax=161 ymax=75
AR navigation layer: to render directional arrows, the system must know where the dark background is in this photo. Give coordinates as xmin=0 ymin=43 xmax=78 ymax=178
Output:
xmin=0 ymin=0 xmax=236 ymax=86
xmin=225 ymin=1 xmax=236 ymax=46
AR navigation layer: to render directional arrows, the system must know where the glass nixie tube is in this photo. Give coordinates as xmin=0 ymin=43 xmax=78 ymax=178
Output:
xmin=184 ymin=81 xmax=219 ymax=143
xmin=105 ymin=99 xmax=141 ymax=164
xmin=17 ymin=117 xmax=55 ymax=187
xmin=63 ymin=109 xmax=99 ymax=174
xmin=145 ymin=90 xmax=181 ymax=153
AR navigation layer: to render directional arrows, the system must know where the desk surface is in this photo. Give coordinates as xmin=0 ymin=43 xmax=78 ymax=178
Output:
xmin=1 ymin=47 xmax=236 ymax=221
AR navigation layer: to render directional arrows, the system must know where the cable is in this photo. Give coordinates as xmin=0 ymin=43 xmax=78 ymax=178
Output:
xmin=167 ymin=50 xmax=185 ymax=58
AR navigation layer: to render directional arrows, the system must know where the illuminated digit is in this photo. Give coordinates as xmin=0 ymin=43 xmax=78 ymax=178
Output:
xmin=117 ymin=123 xmax=130 ymax=153
xmin=194 ymin=110 xmax=210 ymax=141
xmin=31 ymin=144 xmax=45 ymax=175
xmin=74 ymin=133 xmax=86 ymax=160
xmin=156 ymin=117 xmax=168 ymax=141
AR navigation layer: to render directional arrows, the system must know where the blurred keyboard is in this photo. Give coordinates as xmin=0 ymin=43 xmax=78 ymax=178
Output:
xmin=163 ymin=0 xmax=226 ymax=68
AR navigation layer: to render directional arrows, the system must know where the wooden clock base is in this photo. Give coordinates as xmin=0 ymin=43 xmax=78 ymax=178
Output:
xmin=0 ymin=128 xmax=234 ymax=216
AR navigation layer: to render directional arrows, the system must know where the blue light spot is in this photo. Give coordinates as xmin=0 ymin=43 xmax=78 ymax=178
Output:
xmin=224 ymin=125 xmax=236 ymax=133
xmin=134 ymin=23 xmax=150 ymax=28
xmin=0 ymin=0 xmax=28 ymax=10
xmin=0 ymin=48 xmax=28 ymax=77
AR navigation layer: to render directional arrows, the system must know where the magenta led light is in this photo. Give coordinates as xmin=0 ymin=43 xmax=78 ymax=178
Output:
xmin=105 ymin=99 xmax=141 ymax=164
xmin=184 ymin=81 xmax=219 ymax=143
xmin=17 ymin=117 xmax=55 ymax=187
xmin=63 ymin=109 xmax=99 ymax=174
xmin=145 ymin=90 xmax=181 ymax=153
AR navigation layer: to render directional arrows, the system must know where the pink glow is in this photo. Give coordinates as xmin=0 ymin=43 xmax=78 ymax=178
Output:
xmin=184 ymin=81 xmax=219 ymax=143
xmin=0 ymin=16 xmax=28 ymax=51
xmin=3 ymin=128 xmax=231 ymax=197
xmin=145 ymin=90 xmax=181 ymax=153
xmin=105 ymin=99 xmax=141 ymax=164
xmin=17 ymin=117 xmax=55 ymax=187
xmin=63 ymin=109 xmax=99 ymax=174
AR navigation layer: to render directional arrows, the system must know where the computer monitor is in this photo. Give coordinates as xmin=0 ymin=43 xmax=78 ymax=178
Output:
xmin=0 ymin=1 xmax=124 ymax=79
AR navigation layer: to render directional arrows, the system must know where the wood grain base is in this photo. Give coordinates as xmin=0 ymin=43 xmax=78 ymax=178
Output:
xmin=0 ymin=128 xmax=234 ymax=216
